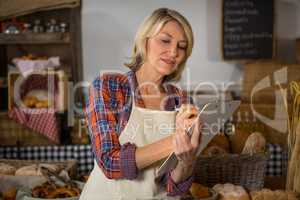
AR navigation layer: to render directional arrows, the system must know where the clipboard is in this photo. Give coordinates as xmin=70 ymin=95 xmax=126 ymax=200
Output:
xmin=156 ymin=100 xmax=241 ymax=178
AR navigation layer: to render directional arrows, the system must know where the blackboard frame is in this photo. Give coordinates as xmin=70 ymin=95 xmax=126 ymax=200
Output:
xmin=221 ymin=0 xmax=276 ymax=61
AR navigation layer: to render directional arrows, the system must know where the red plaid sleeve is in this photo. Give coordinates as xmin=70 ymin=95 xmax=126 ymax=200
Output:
xmin=167 ymin=173 xmax=193 ymax=196
xmin=85 ymin=73 xmax=138 ymax=179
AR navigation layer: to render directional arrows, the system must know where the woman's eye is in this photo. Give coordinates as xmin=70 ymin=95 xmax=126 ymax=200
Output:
xmin=178 ymin=45 xmax=187 ymax=50
xmin=161 ymin=39 xmax=170 ymax=43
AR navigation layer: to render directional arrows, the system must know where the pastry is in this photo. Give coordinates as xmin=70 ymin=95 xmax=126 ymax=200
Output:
xmin=32 ymin=182 xmax=81 ymax=198
xmin=2 ymin=187 xmax=17 ymax=200
xmin=46 ymin=187 xmax=78 ymax=198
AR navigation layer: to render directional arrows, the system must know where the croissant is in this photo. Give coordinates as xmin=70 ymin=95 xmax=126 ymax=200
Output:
xmin=46 ymin=188 xmax=77 ymax=198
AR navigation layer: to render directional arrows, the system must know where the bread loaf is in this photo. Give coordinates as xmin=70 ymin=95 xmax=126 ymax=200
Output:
xmin=39 ymin=163 xmax=60 ymax=173
xmin=15 ymin=164 xmax=41 ymax=176
xmin=202 ymin=132 xmax=230 ymax=155
xmin=202 ymin=146 xmax=228 ymax=156
xmin=228 ymin=129 xmax=251 ymax=154
xmin=209 ymin=133 xmax=230 ymax=152
xmin=242 ymin=132 xmax=266 ymax=155
xmin=15 ymin=163 xmax=60 ymax=176
xmin=213 ymin=183 xmax=250 ymax=200
xmin=0 ymin=163 xmax=16 ymax=175
xmin=250 ymin=189 xmax=298 ymax=200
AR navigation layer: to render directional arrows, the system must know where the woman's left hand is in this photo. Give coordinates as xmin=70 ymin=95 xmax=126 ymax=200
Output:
xmin=173 ymin=117 xmax=202 ymax=167
xmin=171 ymin=104 xmax=203 ymax=182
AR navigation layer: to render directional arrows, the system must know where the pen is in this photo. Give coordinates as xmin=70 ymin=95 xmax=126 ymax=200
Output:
xmin=174 ymin=98 xmax=180 ymax=112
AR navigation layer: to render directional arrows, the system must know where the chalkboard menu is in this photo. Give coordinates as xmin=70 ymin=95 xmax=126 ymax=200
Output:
xmin=222 ymin=0 xmax=274 ymax=60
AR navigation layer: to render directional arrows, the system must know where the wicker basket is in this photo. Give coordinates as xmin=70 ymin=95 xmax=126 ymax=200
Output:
xmin=193 ymin=153 xmax=268 ymax=191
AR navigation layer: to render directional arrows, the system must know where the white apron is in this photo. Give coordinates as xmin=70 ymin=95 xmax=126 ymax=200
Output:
xmin=80 ymin=98 xmax=180 ymax=200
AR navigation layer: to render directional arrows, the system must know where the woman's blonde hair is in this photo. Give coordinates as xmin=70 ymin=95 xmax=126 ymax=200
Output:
xmin=125 ymin=7 xmax=194 ymax=82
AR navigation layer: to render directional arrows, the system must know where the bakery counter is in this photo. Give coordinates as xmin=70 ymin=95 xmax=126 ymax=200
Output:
xmin=0 ymin=145 xmax=93 ymax=175
xmin=0 ymin=143 xmax=288 ymax=177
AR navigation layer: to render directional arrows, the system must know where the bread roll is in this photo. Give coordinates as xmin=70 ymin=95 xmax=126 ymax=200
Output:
xmin=24 ymin=90 xmax=53 ymax=108
xmin=242 ymin=132 xmax=266 ymax=155
xmin=0 ymin=163 xmax=16 ymax=175
xmin=189 ymin=183 xmax=211 ymax=199
xmin=35 ymin=100 xmax=50 ymax=108
xmin=23 ymin=96 xmax=38 ymax=108
xmin=25 ymin=90 xmax=49 ymax=101
xmin=213 ymin=183 xmax=250 ymax=200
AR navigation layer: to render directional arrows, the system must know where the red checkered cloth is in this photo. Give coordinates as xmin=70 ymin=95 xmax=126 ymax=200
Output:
xmin=8 ymin=73 xmax=60 ymax=143
xmin=8 ymin=108 xmax=59 ymax=143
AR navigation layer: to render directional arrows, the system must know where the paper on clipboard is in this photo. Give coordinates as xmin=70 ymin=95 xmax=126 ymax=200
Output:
xmin=156 ymin=100 xmax=241 ymax=178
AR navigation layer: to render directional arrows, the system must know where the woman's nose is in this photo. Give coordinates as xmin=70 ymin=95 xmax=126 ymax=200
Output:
xmin=169 ymin=45 xmax=178 ymax=58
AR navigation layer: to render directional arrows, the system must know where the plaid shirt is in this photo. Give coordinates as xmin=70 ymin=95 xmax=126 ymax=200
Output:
xmin=85 ymin=70 xmax=193 ymax=196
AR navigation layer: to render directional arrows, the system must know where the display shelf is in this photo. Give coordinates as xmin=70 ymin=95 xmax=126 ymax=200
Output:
xmin=0 ymin=32 xmax=70 ymax=44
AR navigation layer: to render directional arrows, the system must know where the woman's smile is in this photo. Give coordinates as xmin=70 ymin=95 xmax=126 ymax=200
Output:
xmin=161 ymin=58 xmax=176 ymax=66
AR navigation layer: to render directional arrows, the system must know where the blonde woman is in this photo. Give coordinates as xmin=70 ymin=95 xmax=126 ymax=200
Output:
xmin=81 ymin=8 xmax=202 ymax=200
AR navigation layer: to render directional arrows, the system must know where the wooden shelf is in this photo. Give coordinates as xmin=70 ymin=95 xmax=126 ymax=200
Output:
xmin=0 ymin=78 xmax=6 ymax=88
xmin=0 ymin=33 xmax=70 ymax=44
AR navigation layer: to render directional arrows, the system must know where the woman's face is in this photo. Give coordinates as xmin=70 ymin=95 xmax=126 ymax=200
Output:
xmin=145 ymin=20 xmax=187 ymax=77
